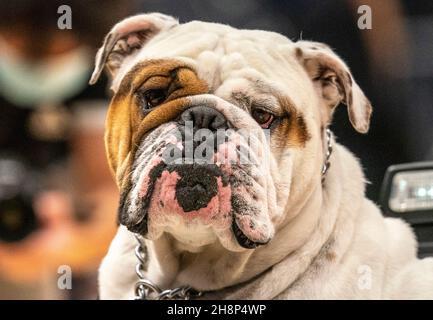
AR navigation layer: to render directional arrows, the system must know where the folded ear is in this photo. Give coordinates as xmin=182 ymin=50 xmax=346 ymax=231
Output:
xmin=295 ymin=41 xmax=372 ymax=133
xmin=89 ymin=13 xmax=178 ymax=85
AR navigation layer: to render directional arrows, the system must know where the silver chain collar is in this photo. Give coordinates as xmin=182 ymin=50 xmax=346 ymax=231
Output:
xmin=321 ymin=127 xmax=333 ymax=184
xmin=133 ymin=127 xmax=333 ymax=300
xmin=134 ymin=234 xmax=203 ymax=300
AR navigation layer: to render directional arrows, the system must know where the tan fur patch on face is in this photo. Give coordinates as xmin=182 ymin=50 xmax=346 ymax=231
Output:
xmin=272 ymin=95 xmax=311 ymax=149
xmin=105 ymin=59 xmax=208 ymax=186
xmin=272 ymin=114 xmax=311 ymax=148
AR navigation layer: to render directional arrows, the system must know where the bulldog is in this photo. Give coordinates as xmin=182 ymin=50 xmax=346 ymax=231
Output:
xmin=90 ymin=13 xmax=433 ymax=299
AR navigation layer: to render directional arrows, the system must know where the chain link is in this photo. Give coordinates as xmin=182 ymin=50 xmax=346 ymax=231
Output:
xmin=321 ymin=127 xmax=333 ymax=184
xmin=133 ymin=234 xmax=203 ymax=300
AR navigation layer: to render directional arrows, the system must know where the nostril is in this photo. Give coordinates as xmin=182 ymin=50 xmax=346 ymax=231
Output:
xmin=211 ymin=115 xmax=226 ymax=130
xmin=179 ymin=106 xmax=228 ymax=131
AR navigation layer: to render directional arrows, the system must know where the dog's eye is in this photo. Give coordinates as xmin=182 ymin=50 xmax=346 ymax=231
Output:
xmin=141 ymin=89 xmax=166 ymax=110
xmin=252 ymin=109 xmax=274 ymax=128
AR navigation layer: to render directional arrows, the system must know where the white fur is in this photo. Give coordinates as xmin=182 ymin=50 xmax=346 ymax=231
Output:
xmin=100 ymin=144 xmax=433 ymax=299
xmin=97 ymin=14 xmax=433 ymax=299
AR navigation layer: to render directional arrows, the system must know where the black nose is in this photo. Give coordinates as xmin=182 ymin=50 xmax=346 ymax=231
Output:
xmin=174 ymin=164 xmax=221 ymax=212
xmin=179 ymin=106 xmax=228 ymax=131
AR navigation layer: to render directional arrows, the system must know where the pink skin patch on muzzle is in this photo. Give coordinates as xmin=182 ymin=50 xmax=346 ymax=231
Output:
xmin=146 ymin=170 xmax=232 ymax=234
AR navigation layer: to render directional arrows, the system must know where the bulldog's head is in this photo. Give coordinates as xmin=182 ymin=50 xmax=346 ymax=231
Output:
xmin=90 ymin=13 xmax=372 ymax=252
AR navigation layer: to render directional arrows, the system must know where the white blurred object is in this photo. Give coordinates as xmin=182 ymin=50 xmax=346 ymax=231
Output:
xmin=389 ymin=170 xmax=433 ymax=212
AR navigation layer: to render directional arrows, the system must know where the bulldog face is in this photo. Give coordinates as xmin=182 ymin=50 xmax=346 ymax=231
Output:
xmin=90 ymin=13 xmax=372 ymax=252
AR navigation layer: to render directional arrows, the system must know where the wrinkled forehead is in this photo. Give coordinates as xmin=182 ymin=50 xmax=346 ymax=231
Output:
xmin=113 ymin=21 xmax=315 ymax=110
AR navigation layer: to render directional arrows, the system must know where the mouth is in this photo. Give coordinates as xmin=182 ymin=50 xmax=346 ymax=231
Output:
xmin=120 ymin=121 xmax=273 ymax=250
xmin=232 ymin=219 xmax=269 ymax=249
xmin=121 ymin=161 xmax=226 ymax=233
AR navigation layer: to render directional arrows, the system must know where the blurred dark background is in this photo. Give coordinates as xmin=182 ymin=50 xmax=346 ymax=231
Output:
xmin=0 ymin=0 xmax=432 ymax=299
